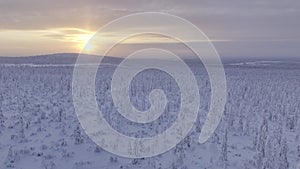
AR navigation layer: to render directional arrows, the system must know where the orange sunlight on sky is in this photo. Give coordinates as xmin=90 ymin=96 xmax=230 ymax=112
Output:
xmin=0 ymin=28 xmax=94 ymax=56
xmin=0 ymin=1 xmax=299 ymax=58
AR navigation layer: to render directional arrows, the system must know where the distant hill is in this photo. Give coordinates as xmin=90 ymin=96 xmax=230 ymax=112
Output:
xmin=0 ymin=53 xmax=122 ymax=65
xmin=0 ymin=53 xmax=299 ymax=69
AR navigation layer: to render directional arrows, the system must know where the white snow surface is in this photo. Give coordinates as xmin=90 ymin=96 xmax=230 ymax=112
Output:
xmin=0 ymin=54 xmax=299 ymax=169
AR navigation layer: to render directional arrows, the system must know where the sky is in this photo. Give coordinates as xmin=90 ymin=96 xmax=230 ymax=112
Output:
xmin=0 ymin=0 xmax=300 ymax=59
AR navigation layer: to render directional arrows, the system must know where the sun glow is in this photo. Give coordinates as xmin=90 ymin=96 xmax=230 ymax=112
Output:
xmin=75 ymin=33 xmax=95 ymax=52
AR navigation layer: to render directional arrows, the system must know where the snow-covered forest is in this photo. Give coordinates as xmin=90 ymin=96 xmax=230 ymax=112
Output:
xmin=0 ymin=54 xmax=299 ymax=169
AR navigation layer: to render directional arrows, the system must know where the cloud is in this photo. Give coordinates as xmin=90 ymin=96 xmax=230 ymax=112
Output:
xmin=1 ymin=0 xmax=299 ymax=39
xmin=0 ymin=0 xmax=300 ymax=57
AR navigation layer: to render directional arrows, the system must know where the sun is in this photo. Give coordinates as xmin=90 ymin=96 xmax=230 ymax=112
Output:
xmin=76 ymin=33 xmax=95 ymax=53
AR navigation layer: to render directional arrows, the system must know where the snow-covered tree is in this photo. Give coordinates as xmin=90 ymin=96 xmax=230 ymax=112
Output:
xmin=221 ymin=128 xmax=228 ymax=168
xmin=256 ymin=118 xmax=268 ymax=158
xmin=73 ymin=126 xmax=84 ymax=145
xmin=5 ymin=146 xmax=20 ymax=168
xmin=0 ymin=108 xmax=5 ymax=129
xmin=279 ymin=139 xmax=289 ymax=169
xmin=0 ymin=95 xmax=5 ymax=134
xmin=16 ymin=101 xmax=26 ymax=143
xmin=58 ymin=108 xmax=63 ymax=122
xmin=172 ymin=143 xmax=184 ymax=169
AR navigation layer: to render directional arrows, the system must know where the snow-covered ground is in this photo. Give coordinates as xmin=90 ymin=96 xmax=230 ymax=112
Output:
xmin=0 ymin=54 xmax=299 ymax=169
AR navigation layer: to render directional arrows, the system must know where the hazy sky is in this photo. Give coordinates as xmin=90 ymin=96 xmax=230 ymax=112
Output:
xmin=0 ymin=0 xmax=300 ymax=58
